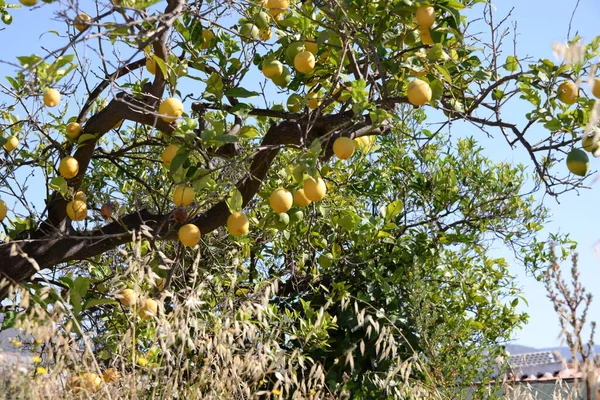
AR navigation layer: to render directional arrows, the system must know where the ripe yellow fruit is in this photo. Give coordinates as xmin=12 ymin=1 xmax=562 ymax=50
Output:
xmin=173 ymin=185 xmax=194 ymax=206
xmin=3 ymin=136 xmax=19 ymax=152
xmin=138 ymin=298 xmax=158 ymax=320
xmin=146 ymin=57 xmax=156 ymax=75
xmin=293 ymin=189 xmax=312 ymax=207
xmin=44 ymin=88 xmax=61 ymax=107
xmin=419 ymin=28 xmax=434 ymax=45
xmin=267 ymin=0 xmax=289 ymax=16
xmin=113 ymin=120 xmax=123 ymax=130
xmin=118 ymin=288 xmax=137 ymax=307
xmin=66 ymin=122 xmax=82 ymax=139
xmin=178 ymin=224 xmax=201 ymax=247
xmin=80 ymin=372 xmax=102 ymax=392
xmin=0 ymin=199 xmax=7 ymax=221
xmin=294 ymin=51 xmax=316 ymax=74
xmin=202 ymin=29 xmax=214 ymax=49
xmin=262 ymin=59 xmax=283 ymax=79
xmin=158 ymin=98 xmax=184 ymax=123
xmin=557 ymin=81 xmax=578 ymax=104
xmin=259 ymin=27 xmax=272 ymax=41
xmin=74 ymin=191 xmax=87 ymax=202
xmin=270 ymin=188 xmax=293 ymax=213
xmin=66 ymin=200 xmax=87 ymax=221
xmin=227 ymin=212 xmax=250 ymax=236
xmin=161 ymin=144 xmax=180 ymax=165
xmin=305 ymin=38 xmax=317 ymax=55
xmin=592 ymin=78 xmax=600 ymax=99
xmin=102 ymin=368 xmax=119 ymax=383
xmin=416 ymin=5 xmax=435 ymax=28
xmin=333 ymin=137 xmax=355 ymax=160
xmin=59 ymin=156 xmax=79 ymax=179
xmin=303 ymin=177 xmax=326 ymax=202
xmin=305 ymin=92 xmax=321 ymax=110
xmin=407 ymin=79 xmax=432 ymax=106
xmin=74 ymin=13 xmax=91 ymax=32
xmin=19 ymin=0 xmax=38 ymax=6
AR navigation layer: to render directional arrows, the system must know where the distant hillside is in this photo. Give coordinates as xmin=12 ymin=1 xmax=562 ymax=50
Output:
xmin=506 ymin=343 xmax=600 ymax=361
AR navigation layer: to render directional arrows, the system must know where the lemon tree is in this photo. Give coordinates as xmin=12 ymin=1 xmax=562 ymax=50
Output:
xmin=0 ymin=0 xmax=597 ymax=398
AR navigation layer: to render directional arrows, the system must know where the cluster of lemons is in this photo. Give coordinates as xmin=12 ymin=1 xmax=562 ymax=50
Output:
xmin=557 ymin=80 xmax=600 ymax=177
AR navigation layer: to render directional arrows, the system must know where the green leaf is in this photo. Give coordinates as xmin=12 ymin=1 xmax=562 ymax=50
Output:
xmin=504 ymin=56 xmax=519 ymax=72
xmin=226 ymin=188 xmax=243 ymax=213
xmin=84 ymin=298 xmax=119 ymax=310
xmin=214 ymin=134 xmax=239 ymax=143
xmin=473 ymin=69 xmax=493 ymax=81
xmin=206 ymin=73 xmax=224 ymax=100
xmin=224 ymin=87 xmax=259 ymax=98
xmin=72 ymin=276 xmax=90 ymax=298
xmin=385 ymin=200 xmax=403 ymax=222
xmin=1 ymin=311 xmax=17 ymax=329
xmin=78 ymin=133 xmax=97 ymax=144
xmin=169 ymin=151 xmax=189 ymax=176
xmin=49 ymin=176 xmax=68 ymax=197
xmin=435 ymin=65 xmax=453 ymax=83
xmin=153 ymin=55 xmax=168 ymax=78
xmin=229 ymin=103 xmax=254 ymax=117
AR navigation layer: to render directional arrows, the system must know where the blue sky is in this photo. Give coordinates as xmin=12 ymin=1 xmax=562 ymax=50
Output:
xmin=0 ymin=0 xmax=598 ymax=349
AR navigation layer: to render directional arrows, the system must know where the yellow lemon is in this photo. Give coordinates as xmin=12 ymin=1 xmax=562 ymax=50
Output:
xmin=66 ymin=122 xmax=82 ymax=139
xmin=305 ymin=38 xmax=317 ymax=55
xmin=173 ymin=185 xmax=194 ymax=206
xmin=138 ymin=298 xmax=158 ymax=320
xmin=161 ymin=144 xmax=180 ymax=165
xmin=178 ymin=224 xmax=201 ymax=247
xmin=294 ymin=51 xmax=316 ymax=74
xmin=202 ymin=29 xmax=214 ymax=49
xmin=270 ymin=188 xmax=293 ymax=213
xmin=102 ymin=368 xmax=119 ymax=383
xmin=262 ymin=59 xmax=283 ymax=79
xmin=303 ymin=177 xmax=326 ymax=202
xmin=0 ymin=199 xmax=7 ymax=221
xmin=19 ymin=0 xmax=38 ymax=6
xmin=592 ymin=78 xmax=600 ymax=99
xmin=44 ymin=88 xmax=61 ymax=107
xmin=267 ymin=0 xmax=289 ymax=16
xmin=305 ymin=92 xmax=321 ymax=110
xmin=79 ymin=372 xmax=102 ymax=392
xmin=59 ymin=156 xmax=79 ymax=179
xmin=333 ymin=137 xmax=355 ymax=160
xmin=146 ymin=57 xmax=156 ymax=75
xmin=287 ymin=93 xmax=304 ymax=113
xmin=407 ymin=79 xmax=432 ymax=106
xmin=227 ymin=212 xmax=250 ymax=236
xmin=66 ymin=200 xmax=87 ymax=221
xmin=158 ymin=98 xmax=184 ymax=123
xmin=74 ymin=13 xmax=91 ymax=32
xmin=3 ymin=136 xmax=19 ymax=152
xmin=419 ymin=28 xmax=433 ymax=45
xmin=293 ymin=189 xmax=311 ymax=206
xmin=416 ymin=5 xmax=435 ymax=28
xmin=259 ymin=27 xmax=272 ymax=41
xmin=118 ymin=288 xmax=137 ymax=307
xmin=557 ymin=81 xmax=578 ymax=104
xmin=74 ymin=191 xmax=87 ymax=202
